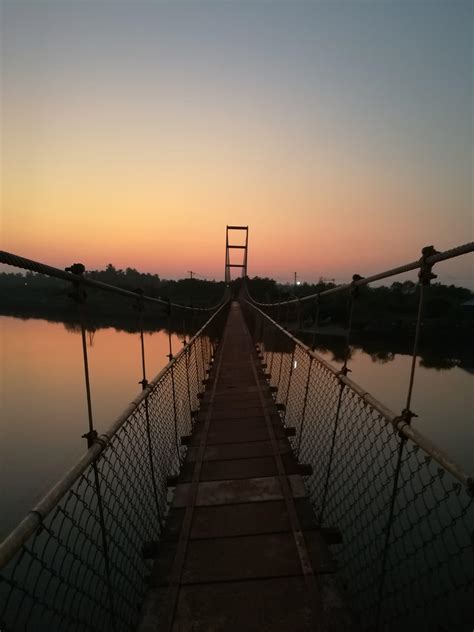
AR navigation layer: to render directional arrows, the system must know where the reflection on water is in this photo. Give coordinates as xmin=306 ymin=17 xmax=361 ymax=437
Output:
xmin=259 ymin=325 xmax=473 ymax=630
xmin=311 ymin=343 xmax=473 ymax=474
xmin=1 ymin=314 xmax=473 ymax=544
xmin=298 ymin=329 xmax=474 ymax=374
xmin=0 ymin=316 xmax=185 ymax=539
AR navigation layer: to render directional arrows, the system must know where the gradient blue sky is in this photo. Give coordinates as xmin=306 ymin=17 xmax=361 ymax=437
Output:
xmin=1 ymin=0 xmax=472 ymax=284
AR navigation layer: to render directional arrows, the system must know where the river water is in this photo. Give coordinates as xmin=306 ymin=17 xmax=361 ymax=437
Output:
xmin=1 ymin=314 xmax=472 ymax=542
xmin=0 ymin=316 xmax=184 ymax=539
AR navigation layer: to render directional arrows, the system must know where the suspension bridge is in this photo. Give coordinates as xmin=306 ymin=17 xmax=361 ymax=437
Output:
xmin=0 ymin=229 xmax=473 ymax=631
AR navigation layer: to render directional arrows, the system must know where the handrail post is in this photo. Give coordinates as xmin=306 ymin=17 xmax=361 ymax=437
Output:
xmin=66 ymin=263 xmax=116 ymax=627
xmin=261 ymin=312 xmax=270 ymax=367
xmin=199 ymin=335 xmax=206 ymax=389
xmin=283 ymin=345 xmax=296 ymax=425
xmin=375 ymin=246 xmax=436 ymax=628
xmin=297 ymin=355 xmax=313 ymax=459
xmin=166 ymin=300 xmax=181 ymax=464
xmin=170 ymin=362 xmax=180 ymax=463
xmin=318 ymin=278 xmax=359 ymax=524
xmin=91 ymin=461 xmax=116 ymax=628
xmin=183 ymin=335 xmax=194 ymax=427
xmin=374 ymin=425 xmax=408 ymax=631
xmin=193 ymin=323 xmax=201 ymax=393
xmin=318 ymin=378 xmax=345 ymax=525
xmin=341 ymin=274 xmax=361 ymax=374
xmin=404 ymin=246 xmax=436 ymax=412
xmin=268 ymin=324 xmax=275 ymax=377
xmin=133 ymin=289 xmax=163 ymax=530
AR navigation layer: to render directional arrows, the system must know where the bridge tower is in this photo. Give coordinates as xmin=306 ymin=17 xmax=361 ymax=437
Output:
xmin=225 ymin=225 xmax=249 ymax=284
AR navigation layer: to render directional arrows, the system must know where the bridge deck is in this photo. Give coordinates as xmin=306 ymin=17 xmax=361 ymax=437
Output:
xmin=139 ymin=302 xmax=352 ymax=631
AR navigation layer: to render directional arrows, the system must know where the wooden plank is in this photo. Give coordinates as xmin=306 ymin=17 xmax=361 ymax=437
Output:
xmin=177 ymin=454 xmax=300 ymax=483
xmin=172 ymin=475 xmax=307 ymax=507
xmin=185 ymin=440 xmax=292 ymax=462
xmin=138 ymin=302 xmax=352 ymax=632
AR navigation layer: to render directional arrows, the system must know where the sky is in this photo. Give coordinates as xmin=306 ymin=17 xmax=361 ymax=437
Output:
xmin=1 ymin=0 xmax=472 ymax=284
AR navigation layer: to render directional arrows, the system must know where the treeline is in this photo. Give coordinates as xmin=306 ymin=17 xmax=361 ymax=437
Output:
xmin=1 ymin=267 xmax=472 ymax=333
xmin=246 ymin=276 xmax=473 ymax=367
xmin=246 ymin=276 xmax=473 ymax=325
xmin=0 ymin=265 xmax=227 ymax=332
xmin=0 ymin=264 xmax=225 ymax=308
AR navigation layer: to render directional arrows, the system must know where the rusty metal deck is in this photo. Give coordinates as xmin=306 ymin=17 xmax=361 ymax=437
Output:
xmin=139 ymin=302 xmax=353 ymax=631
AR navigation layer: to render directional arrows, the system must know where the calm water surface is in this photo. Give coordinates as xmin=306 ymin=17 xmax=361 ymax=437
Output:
xmin=314 ymin=345 xmax=473 ymax=473
xmin=0 ymin=316 xmax=183 ymax=539
xmin=1 ymin=315 xmax=472 ymax=539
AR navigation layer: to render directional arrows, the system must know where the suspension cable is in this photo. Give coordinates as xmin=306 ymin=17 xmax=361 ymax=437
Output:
xmin=374 ymin=247 xmax=438 ymax=629
xmin=0 ymin=249 xmax=224 ymax=312
xmin=244 ymin=241 xmax=473 ymax=308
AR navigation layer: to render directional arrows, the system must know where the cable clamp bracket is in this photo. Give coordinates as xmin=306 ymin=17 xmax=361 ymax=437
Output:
xmin=82 ymin=429 xmax=98 ymax=448
xmin=350 ymin=274 xmax=364 ymax=298
xmin=418 ymin=245 xmax=438 ymax=286
xmin=393 ymin=407 xmax=418 ymax=439
xmin=65 ymin=262 xmax=87 ymax=303
xmin=337 ymin=366 xmax=351 ymax=378
xmin=29 ymin=509 xmax=45 ymax=534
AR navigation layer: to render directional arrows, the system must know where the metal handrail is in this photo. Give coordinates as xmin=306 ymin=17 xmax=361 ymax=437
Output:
xmin=0 ymin=300 xmax=230 ymax=569
xmin=246 ymin=241 xmax=474 ymax=307
xmin=0 ymin=250 xmax=226 ymax=312
xmin=242 ymin=300 xmax=473 ymax=491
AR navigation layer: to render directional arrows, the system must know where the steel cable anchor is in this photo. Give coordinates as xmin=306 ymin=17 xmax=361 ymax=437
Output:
xmin=418 ymin=245 xmax=438 ymax=286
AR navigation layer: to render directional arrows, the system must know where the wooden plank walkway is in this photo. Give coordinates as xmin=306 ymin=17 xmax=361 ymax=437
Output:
xmin=139 ymin=302 xmax=353 ymax=631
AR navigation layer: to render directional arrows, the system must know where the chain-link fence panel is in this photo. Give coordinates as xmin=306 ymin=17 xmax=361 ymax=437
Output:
xmin=241 ymin=300 xmax=474 ymax=632
xmin=381 ymin=442 xmax=473 ymax=631
xmin=282 ymin=345 xmax=309 ymax=450
xmin=0 ymin=302 xmax=230 ymax=632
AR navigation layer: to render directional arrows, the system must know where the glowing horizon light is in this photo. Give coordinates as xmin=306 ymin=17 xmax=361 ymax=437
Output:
xmin=1 ymin=1 xmax=471 ymax=284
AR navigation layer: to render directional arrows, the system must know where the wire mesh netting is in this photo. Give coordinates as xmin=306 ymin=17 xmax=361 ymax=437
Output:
xmin=0 ymin=303 xmax=229 ymax=632
xmin=242 ymin=300 xmax=474 ymax=632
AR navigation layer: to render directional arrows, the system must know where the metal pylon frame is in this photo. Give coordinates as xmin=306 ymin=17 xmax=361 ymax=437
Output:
xmin=225 ymin=225 xmax=249 ymax=284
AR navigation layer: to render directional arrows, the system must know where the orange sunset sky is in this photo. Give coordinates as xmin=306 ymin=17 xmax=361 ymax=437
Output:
xmin=1 ymin=1 xmax=472 ymax=284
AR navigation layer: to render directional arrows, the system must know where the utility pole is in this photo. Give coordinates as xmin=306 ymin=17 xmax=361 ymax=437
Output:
xmin=294 ymin=271 xmax=297 ymax=290
xmin=188 ymin=271 xmax=195 ymax=280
